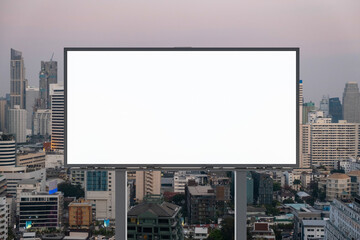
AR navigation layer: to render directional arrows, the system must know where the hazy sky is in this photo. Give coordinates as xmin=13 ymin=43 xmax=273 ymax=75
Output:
xmin=1 ymin=0 xmax=359 ymax=105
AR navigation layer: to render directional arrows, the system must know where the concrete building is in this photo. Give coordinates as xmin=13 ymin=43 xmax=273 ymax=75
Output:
xmin=16 ymin=179 xmax=42 ymax=215
xmin=247 ymin=171 xmax=254 ymax=205
xmin=127 ymin=195 xmax=184 ymax=240
xmin=25 ymin=86 xmax=39 ymax=132
xmin=0 ymin=98 xmax=7 ymax=132
xmin=10 ymin=48 xmax=26 ymax=109
xmin=302 ymin=220 xmax=326 ymax=240
xmin=0 ymin=196 xmax=8 ymax=240
xmin=301 ymin=120 xmax=360 ymax=168
xmin=68 ymin=199 xmax=92 ymax=230
xmin=18 ymin=191 xmax=63 ymax=229
xmin=85 ymin=170 xmax=115 ymax=220
xmin=329 ymin=97 xmax=342 ymax=123
xmin=348 ymin=170 xmax=360 ymax=196
xmin=39 ymin=60 xmax=58 ymax=109
xmin=70 ymin=169 xmax=86 ymax=188
xmin=7 ymin=105 xmax=27 ymax=143
xmin=186 ymin=185 xmax=217 ymax=224
xmin=289 ymin=203 xmax=329 ymax=240
xmin=299 ymin=80 xmax=303 ymax=124
xmin=250 ymin=222 xmax=275 ymax=240
xmin=326 ymin=173 xmax=351 ymax=201
xmin=16 ymin=151 xmax=45 ymax=170
xmin=337 ymin=157 xmax=360 ymax=173
xmin=302 ymin=101 xmax=316 ymax=124
xmin=33 ymin=109 xmax=51 ymax=137
xmin=325 ymin=197 xmax=360 ymax=240
xmin=0 ymin=134 xmax=16 ymax=167
xmin=0 ymin=175 xmax=6 ymax=196
xmin=319 ymin=95 xmax=329 ymax=117
xmin=343 ymin=82 xmax=360 ymax=123
xmin=0 ymin=167 xmax=46 ymax=196
xmin=258 ymin=174 xmax=273 ymax=205
xmin=194 ymin=227 xmax=208 ymax=240
xmin=45 ymin=153 xmax=64 ymax=169
xmin=136 ymin=171 xmax=161 ymax=202
xmin=308 ymin=110 xmax=324 ymax=124
xmin=50 ymin=84 xmax=64 ymax=151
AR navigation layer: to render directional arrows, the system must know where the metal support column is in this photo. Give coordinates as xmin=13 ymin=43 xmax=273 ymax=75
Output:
xmin=235 ymin=170 xmax=247 ymax=240
xmin=115 ymin=169 xmax=127 ymax=240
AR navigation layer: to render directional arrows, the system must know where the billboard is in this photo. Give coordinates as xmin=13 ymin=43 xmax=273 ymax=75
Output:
xmin=65 ymin=48 xmax=299 ymax=168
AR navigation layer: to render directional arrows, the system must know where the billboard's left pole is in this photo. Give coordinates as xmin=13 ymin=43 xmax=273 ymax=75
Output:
xmin=115 ymin=169 xmax=127 ymax=239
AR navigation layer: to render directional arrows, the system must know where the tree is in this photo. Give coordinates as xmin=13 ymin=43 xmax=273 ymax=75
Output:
xmin=207 ymin=229 xmax=223 ymax=240
xmin=331 ymin=169 xmax=345 ymax=174
xmin=273 ymin=182 xmax=281 ymax=192
xmin=293 ymin=179 xmax=301 ymax=185
xmin=58 ymin=182 xmax=84 ymax=199
xmin=220 ymin=216 xmax=234 ymax=240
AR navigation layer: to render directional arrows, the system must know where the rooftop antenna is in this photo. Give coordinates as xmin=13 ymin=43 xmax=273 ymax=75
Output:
xmin=50 ymin=52 xmax=54 ymax=62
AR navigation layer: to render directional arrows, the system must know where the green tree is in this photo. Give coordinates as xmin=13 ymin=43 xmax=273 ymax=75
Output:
xmin=207 ymin=229 xmax=223 ymax=240
xmin=58 ymin=182 xmax=84 ymax=199
xmin=273 ymin=182 xmax=281 ymax=192
xmin=220 ymin=216 xmax=234 ymax=240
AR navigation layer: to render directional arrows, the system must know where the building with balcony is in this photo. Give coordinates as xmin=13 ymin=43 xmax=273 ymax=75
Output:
xmin=326 ymin=173 xmax=351 ymax=201
xmin=127 ymin=195 xmax=183 ymax=240
xmin=69 ymin=199 xmax=92 ymax=230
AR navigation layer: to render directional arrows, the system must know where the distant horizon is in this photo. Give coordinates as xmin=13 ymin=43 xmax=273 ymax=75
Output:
xmin=1 ymin=0 xmax=360 ymax=105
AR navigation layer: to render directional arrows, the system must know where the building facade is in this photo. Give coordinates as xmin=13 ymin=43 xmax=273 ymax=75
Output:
xmin=68 ymin=199 xmax=92 ymax=230
xmin=10 ymin=48 xmax=26 ymax=109
xmin=33 ymin=109 xmax=51 ymax=137
xmin=325 ymin=197 xmax=360 ymax=240
xmin=0 ymin=134 xmax=16 ymax=167
xmin=50 ymin=84 xmax=64 ymax=151
xmin=326 ymin=173 xmax=351 ymax=201
xmin=329 ymin=97 xmax=343 ymax=123
xmin=25 ymin=86 xmax=39 ymax=131
xmin=136 ymin=171 xmax=161 ymax=202
xmin=343 ymin=82 xmax=360 ymax=123
xmin=39 ymin=60 xmax=58 ymax=109
xmin=7 ymin=105 xmax=27 ymax=143
xmin=18 ymin=191 xmax=63 ymax=229
xmin=127 ymin=195 xmax=184 ymax=240
xmin=0 ymin=196 xmax=8 ymax=240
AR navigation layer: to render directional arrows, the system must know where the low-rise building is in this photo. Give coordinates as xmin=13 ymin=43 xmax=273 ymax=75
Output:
xmin=325 ymin=197 xmax=360 ymax=240
xmin=302 ymin=220 xmax=326 ymax=240
xmin=127 ymin=195 xmax=183 ymax=240
xmin=326 ymin=173 xmax=351 ymax=201
xmin=16 ymin=151 xmax=45 ymax=170
xmin=69 ymin=199 xmax=92 ymax=230
xmin=18 ymin=191 xmax=63 ymax=229
xmin=250 ymin=222 xmax=275 ymax=240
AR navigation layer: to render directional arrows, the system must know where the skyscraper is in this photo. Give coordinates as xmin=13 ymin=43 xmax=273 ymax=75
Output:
xmin=0 ymin=134 xmax=16 ymax=167
xmin=343 ymin=82 xmax=360 ymax=123
xmin=25 ymin=86 xmax=39 ymax=131
xmin=299 ymin=80 xmax=303 ymax=124
xmin=302 ymin=102 xmax=315 ymax=124
xmin=0 ymin=98 xmax=7 ymax=132
xmin=50 ymin=84 xmax=64 ymax=151
xmin=7 ymin=105 xmax=27 ymax=143
xmin=39 ymin=60 xmax=57 ymax=109
xmin=319 ymin=95 xmax=329 ymax=117
xmin=329 ymin=97 xmax=343 ymax=123
xmin=10 ymin=49 xmax=26 ymax=109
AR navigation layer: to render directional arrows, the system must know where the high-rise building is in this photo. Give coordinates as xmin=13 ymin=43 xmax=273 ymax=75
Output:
xmin=325 ymin=197 xmax=360 ymax=240
xmin=127 ymin=195 xmax=184 ymax=240
xmin=0 ymin=196 xmax=8 ymax=240
xmin=25 ymin=86 xmax=39 ymax=132
xmin=0 ymin=98 xmax=8 ymax=132
xmin=50 ymin=84 xmax=64 ymax=151
xmin=39 ymin=60 xmax=57 ymax=109
xmin=7 ymin=105 xmax=27 ymax=143
xmin=319 ymin=95 xmax=329 ymax=117
xmin=246 ymin=172 xmax=254 ymax=205
xmin=10 ymin=49 xmax=26 ymax=109
xmin=326 ymin=173 xmax=350 ymax=201
xmin=85 ymin=170 xmax=116 ymax=220
xmin=302 ymin=101 xmax=316 ymax=124
xmin=329 ymin=97 xmax=343 ymax=123
xmin=258 ymin=174 xmax=273 ymax=205
xmin=18 ymin=191 xmax=63 ymax=229
xmin=299 ymin=80 xmax=303 ymax=124
xmin=33 ymin=109 xmax=51 ymax=137
xmin=343 ymin=82 xmax=360 ymax=123
xmin=301 ymin=120 xmax=360 ymax=169
xmin=0 ymin=175 xmax=6 ymax=196
xmin=0 ymin=134 xmax=16 ymax=167
xmin=136 ymin=171 xmax=161 ymax=202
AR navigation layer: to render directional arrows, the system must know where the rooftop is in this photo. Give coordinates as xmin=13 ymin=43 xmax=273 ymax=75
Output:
xmin=328 ymin=173 xmax=350 ymax=180
xmin=302 ymin=220 xmax=326 ymax=227
xmin=187 ymin=185 xmax=214 ymax=196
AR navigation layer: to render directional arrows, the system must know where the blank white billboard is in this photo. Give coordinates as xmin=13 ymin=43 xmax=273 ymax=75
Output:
xmin=65 ymin=48 xmax=298 ymax=167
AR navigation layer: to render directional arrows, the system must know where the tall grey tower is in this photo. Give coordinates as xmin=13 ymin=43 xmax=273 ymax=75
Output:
xmin=39 ymin=59 xmax=57 ymax=109
xmin=342 ymin=82 xmax=360 ymax=123
xmin=10 ymin=48 xmax=26 ymax=109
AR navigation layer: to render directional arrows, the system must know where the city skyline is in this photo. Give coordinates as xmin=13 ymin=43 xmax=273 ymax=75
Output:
xmin=1 ymin=0 xmax=360 ymax=105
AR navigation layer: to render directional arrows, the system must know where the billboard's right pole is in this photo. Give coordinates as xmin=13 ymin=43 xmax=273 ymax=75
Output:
xmin=235 ymin=170 xmax=247 ymax=240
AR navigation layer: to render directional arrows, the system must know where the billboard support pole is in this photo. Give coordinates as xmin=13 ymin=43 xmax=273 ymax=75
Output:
xmin=235 ymin=170 xmax=247 ymax=240
xmin=115 ymin=169 xmax=127 ymax=240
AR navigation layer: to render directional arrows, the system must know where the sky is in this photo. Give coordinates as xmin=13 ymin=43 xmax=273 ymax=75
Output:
xmin=1 ymin=0 xmax=360 ymax=105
